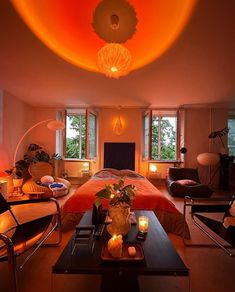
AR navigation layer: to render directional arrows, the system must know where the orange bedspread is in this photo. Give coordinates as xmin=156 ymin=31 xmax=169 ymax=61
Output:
xmin=63 ymin=177 xmax=179 ymax=214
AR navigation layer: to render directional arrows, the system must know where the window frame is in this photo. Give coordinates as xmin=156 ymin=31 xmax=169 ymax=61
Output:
xmin=143 ymin=109 xmax=181 ymax=162
xmin=228 ymin=112 xmax=235 ymax=156
xmin=63 ymin=108 xmax=98 ymax=161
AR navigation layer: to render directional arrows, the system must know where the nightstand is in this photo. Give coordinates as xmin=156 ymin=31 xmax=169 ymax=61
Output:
xmin=147 ymin=171 xmax=166 ymax=187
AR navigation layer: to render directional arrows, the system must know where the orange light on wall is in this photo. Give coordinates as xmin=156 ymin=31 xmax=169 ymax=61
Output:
xmin=113 ymin=115 xmax=123 ymax=135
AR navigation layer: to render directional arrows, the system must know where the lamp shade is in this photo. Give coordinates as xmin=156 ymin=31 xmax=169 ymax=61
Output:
xmin=97 ymin=43 xmax=132 ymax=78
xmin=47 ymin=120 xmax=65 ymax=131
xmin=197 ymin=152 xmax=220 ymax=166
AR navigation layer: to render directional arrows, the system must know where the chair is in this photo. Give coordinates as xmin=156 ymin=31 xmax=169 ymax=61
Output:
xmin=0 ymin=193 xmax=62 ymax=292
xmin=183 ymin=196 xmax=235 ymax=257
xmin=166 ymin=167 xmax=213 ymax=197
xmin=22 ymin=162 xmax=71 ymax=197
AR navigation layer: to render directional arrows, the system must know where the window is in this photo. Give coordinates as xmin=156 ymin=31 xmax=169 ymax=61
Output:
xmin=228 ymin=113 xmax=235 ymax=156
xmin=143 ymin=110 xmax=181 ymax=161
xmin=64 ymin=109 xmax=97 ymax=160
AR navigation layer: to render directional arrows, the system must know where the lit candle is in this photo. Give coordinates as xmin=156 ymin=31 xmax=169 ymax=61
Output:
xmin=138 ymin=216 xmax=149 ymax=233
xmin=107 ymin=234 xmax=123 ymax=258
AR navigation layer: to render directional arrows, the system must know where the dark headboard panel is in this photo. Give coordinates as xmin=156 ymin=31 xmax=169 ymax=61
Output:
xmin=104 ymin=142 xmax=135 ymax=170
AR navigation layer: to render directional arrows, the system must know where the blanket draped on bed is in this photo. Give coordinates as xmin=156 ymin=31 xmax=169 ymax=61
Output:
xmin=62 ymin=170 xmax=190 ymax=239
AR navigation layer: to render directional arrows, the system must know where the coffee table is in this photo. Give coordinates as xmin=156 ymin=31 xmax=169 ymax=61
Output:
xmin=52 ymin=210 xmax=189 ymax=291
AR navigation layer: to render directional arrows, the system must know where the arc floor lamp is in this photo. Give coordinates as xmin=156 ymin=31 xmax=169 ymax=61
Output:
xmin=13 ymin=119 xmax=65 ymax=166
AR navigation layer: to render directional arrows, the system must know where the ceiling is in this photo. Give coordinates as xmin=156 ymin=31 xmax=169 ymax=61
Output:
xmin=0 ymin=0 xmax=235 ymax=108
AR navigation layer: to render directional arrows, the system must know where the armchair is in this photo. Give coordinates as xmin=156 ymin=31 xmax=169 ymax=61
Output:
xmin=22 ymin=162 xmax=71 ymax=197
xmin=166 ymin=167 xmax=213 ymax=197
xmin=184 ymin=196 xmax=235 ymax=257
xmin=0 ymin=193 xmax=62 ymax=292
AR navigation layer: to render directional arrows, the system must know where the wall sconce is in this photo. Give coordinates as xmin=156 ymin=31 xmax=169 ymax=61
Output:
xmin=113 ymin=115 xmax=123 ymax=135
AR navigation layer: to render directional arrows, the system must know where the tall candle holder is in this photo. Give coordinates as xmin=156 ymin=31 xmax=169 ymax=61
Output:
xmin=138 ymin=216 xmax=149 ymax=233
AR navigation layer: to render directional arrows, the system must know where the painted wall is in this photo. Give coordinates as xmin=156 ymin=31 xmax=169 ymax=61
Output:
xmin=98 ymin=108 xmax=144 ymax=173
xmin=184 ymin=107 xmax=228 ymax=184
xmin=1 ymin=92 xmax=231 ymax=185
xmin=0 ymin=91 xmax=33 ymax=169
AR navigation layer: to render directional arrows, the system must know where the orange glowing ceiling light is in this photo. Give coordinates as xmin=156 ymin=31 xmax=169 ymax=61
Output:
xmin=11 ymin=0 xmax=197 ymax=75
xmin=93 ymin=0 xmax=137 ymax=78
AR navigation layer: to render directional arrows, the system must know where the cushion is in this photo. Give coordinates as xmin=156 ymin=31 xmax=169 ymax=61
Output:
xmin=49 ymin=182 xmax=68 ymax=198
xmin=41 ymin=175 xmax=54 ymax=184
xmin=176 ymin=179 xmax=198 ymax=186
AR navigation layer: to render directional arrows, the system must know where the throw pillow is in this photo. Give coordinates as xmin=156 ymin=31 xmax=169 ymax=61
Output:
xmin=176 ymin=179 xmax=198 ymax=186
xmin=41 ymin=175 xmax=54 ymax=184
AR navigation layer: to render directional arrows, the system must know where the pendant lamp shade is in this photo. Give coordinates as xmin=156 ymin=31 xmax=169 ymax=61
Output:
xmin=97 ymin=43 xmax=132 ymax=78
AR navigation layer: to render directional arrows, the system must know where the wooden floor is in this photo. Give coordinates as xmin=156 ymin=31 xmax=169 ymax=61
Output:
xmin=1 ymin=186 xmax=235 ymax=292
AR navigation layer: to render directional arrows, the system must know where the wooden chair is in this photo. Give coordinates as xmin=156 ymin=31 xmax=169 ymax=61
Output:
xmin=183 ymin=195 xmax=235 ymax=257
xmin=0 ymin=193 xmax=62 ymax=292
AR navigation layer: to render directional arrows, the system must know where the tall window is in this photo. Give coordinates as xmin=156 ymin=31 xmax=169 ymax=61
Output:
xmin=228 ymin=113 xmax=235 ymax=156
xmin=87 ymin=111 xmax=97 ymax=159
xmin=65 ymin=109 xmax=97 ymax=160
xmin=143 ymin=110 xmax=180 ymax=161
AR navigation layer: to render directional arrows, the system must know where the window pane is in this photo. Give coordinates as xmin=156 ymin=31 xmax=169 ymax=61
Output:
xmin=143 ymin=114 xmax=149 ymax=158
xmin=151 ymin=114 xmax=177 ymax=160
xmin=88 ymin=112 xmax=97 ymax=158
xmin=151 ymin=117 xmax=159 ymax=160
xmin=228 ymin=119 xmax=235 ymax=156
xmin=65 ymin=114 xmax=86 ymax=159
xmin=160 ymin=117 xmax=177 ymax=160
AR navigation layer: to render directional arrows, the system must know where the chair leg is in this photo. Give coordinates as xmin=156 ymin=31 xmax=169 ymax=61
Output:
xmin=0 ymin=234 xmax=18 ymax=292
xmin=19 ymin=199 xmax=63 ymax=270
xmin=183 ymin=197 xmax=235 ymax=257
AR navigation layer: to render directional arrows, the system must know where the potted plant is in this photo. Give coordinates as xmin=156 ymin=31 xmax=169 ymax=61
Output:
xmin=95 ymin=178 xmax=136 ymax=235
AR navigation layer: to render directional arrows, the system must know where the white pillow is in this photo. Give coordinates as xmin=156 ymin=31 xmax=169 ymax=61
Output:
xmin=41 ymin=175 xmax=54 ymax=184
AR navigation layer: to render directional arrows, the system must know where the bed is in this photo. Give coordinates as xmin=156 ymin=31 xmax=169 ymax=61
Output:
xmin=62 ymin=168 xmax=190 ymax=238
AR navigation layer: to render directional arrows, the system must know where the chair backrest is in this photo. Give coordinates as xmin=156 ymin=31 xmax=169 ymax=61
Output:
xmin=0 ymin=193 xmax=10 ymax=214
xmin=29 ymin=162 xmax=53 ymax=180
xmin=168 ymin=167 xmax=200 ymax=182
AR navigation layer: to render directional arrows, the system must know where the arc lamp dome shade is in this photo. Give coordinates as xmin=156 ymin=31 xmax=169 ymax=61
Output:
xmin=197 ymin=152 xmax=220 ymax=166
xmin=47 ymin=120 xmax=65 ymax=131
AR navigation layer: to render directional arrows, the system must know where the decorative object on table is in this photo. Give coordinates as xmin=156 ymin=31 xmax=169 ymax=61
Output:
xmin=95 ymin=178 xmax=136 ymax=235
xmin=107 ymin=235 xmax=123 ymax=258
xmin=12 ymin=178 xmax=23 ymax=196
xmin=101 ymin=243 xmax=144 ymax=261
xmin=138 ymin=216 xmax=149 ymax=233
xmin=92 ymin=203 xmax=104 ymax=227
xmin=5 ymin=164 xmax=25 ymax=197
xmin=72 ymin=225 xmax=95 ymax=255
